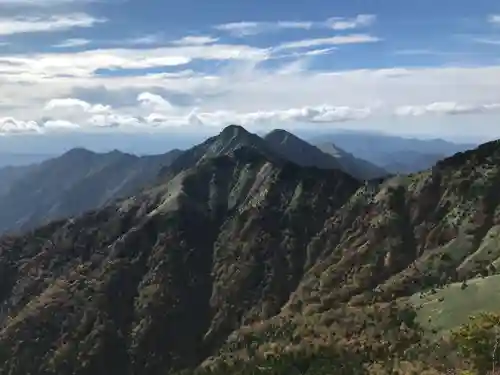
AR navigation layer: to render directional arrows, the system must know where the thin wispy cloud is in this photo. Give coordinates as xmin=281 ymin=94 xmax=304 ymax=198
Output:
xmin=53 ymin=38 xmax=91 ymax=48
xmin=275 ymin=34 xmax=381 ymax=51
xmin=473 ymin=38 xmax=500 ymax=45
xmin=0 ymin=14 xmax=104 ymax=36
xmin=488 ymin=14 xmax=500 ymax=25
xmin=124 ymin=34 xmax=164 ymax=45
xmin=214 ymin=14 xmax=377 ymax=37
xmin=0 ymin=44 xmax=270 ymax=80
xmin=171 ymin=36 xmax=219 ymax=46
xmin=395 ymin=102 xmax=500 ymax=116
xmin=393 ymin=49 xmax=436 ymax=55
xmin=328 ymin=14 xmax=376 ymax=30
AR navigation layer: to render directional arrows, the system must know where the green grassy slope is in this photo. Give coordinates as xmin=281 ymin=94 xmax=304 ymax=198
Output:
xmin=411 ymin=274 xmax=500 ymax=333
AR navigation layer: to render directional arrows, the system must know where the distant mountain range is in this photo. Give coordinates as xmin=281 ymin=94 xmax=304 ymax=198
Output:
xmin=264 ymin=129 xmax=387 ymax=179
xmin=0 ymin=124 xmax=495 ymax=375
xmin=308 ymin=131 xmax=477 ymax=174
xmin=0 ymin=152 xmax=55 ymax=168
xmin=0 ymin=148 xmax=182 ymax=234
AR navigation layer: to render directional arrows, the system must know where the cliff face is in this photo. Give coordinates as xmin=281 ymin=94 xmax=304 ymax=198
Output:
xmin=0 ymin=128 xmax=497 ymax=375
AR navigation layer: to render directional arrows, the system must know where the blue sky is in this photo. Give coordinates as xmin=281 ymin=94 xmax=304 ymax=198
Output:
xmin=0 ymin=0 xmax=500 ymax=143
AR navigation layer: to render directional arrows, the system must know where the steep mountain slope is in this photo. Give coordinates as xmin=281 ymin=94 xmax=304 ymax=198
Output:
xmin=263 ymin=129 xmax=343 ymax=169
xmin=0 ymin=127 xmax=498 ymax=375
xmin=314 ymin=141 xmax=388 ymax=179
xmin=0 ymin=164 xmax=36 ymax=195
xmin=0 ymin=146 xmax=360 ymax=375
xmin=0 ymin=148 xmax=182 ymax=234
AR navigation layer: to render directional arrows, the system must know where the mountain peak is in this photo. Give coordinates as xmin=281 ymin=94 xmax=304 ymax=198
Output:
xmin=265 ymin=129 xmax=298 ymax=144
xmin=219 ymin=124 xmax=250 ymax=138
xmin=63 ymin=147 xmax=95 ymax=157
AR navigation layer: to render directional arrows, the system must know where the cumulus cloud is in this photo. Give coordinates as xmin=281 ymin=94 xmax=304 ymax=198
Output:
xmin=214 ymin=14 xmax=376 ymax=37
xmin=0 ymin=14 xmax=104 ymax=36
xmin=43 ymin=119 xmax=80 ymax=129
xmin=235 ymin=105 xmax=371 ymax=125
xmin=0 ymin=91 xmax=372 ymax=134
xmin=0 ymin=117 xmax=40 ymax=134
xmin=137 ymin=92 xmax=174 ymax=112
xmin=45 ymin=98 xmax=111 ymax=114
xmin=138 ymin=104 xmax=372 ymax=129
xmin=395 ymin=102 xmax=500 ymax=116
xmin=2 ymin=52 xmax=500 ymax=136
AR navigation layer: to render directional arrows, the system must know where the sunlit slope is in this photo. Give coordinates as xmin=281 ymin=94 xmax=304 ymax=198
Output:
xmin=410 ymin=274 xmax=500 ymax=333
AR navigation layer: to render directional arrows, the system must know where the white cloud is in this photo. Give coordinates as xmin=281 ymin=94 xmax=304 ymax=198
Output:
xmin=53 ymin=38 xmax=91 ymax=48
xmin=328 ymin=14 xmax=376 ymax=30
xmin=2 ymin=47 xmax=500 ymax=137
xmin=214 ymin=14 xmax=376 ymax=37
xmin=0 ymin=117 xmax=41 ymax=134
xmin=171 ymin=36 xmax=219 ymax=46
xmin=235 ymin=105 xmax=371 ymax=124
xmin=275 ymin=34 xmax=381 ymax=51
xmin=395 ymin=102 xmax=500 ymax=116
xmin=0 ymin=44 xmax=269 ymax=80
xmin=214 ymin=22 xmax=263 ymax=36
xmin=473 ymin=38 xmax=500 ymax=45
xmin=137 ymin=92 xmax=174 ymax=112
xmin=276 ymin=21 xmax=314 ymax=29
xmin=135 ymin=104 xmax=372 ymax=130
xmin=43 ymin=119 xmax=80 ymax=129
xmin=0 ymin=14 xmax=104 ymax=36
xmin=124 ymin=34 xmax=164 ymax=46
xmin=45 ymin=97 xmax=111 ymax=113
xmin=0 ymin=92 xmax=371 ymax=135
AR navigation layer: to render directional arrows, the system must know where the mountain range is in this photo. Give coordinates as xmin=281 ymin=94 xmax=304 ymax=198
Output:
xmin=0 ymin=127 xmax=473 ymax=236
xmin=0 ymin=148 xmax=182 ymax=234
xmin=0 ymin=128 xmax=385 ymax=234
xmin=0 ymin=125 xmax=495 ymax=375
xmin=0 ymin=152 xmax=55 ymax=168
xmin=308 ymin=131 xmax=476 ymax=174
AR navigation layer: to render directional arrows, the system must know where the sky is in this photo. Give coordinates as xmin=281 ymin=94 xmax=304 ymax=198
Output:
xmin=0 ymin=0 xmax=500 ymax=147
